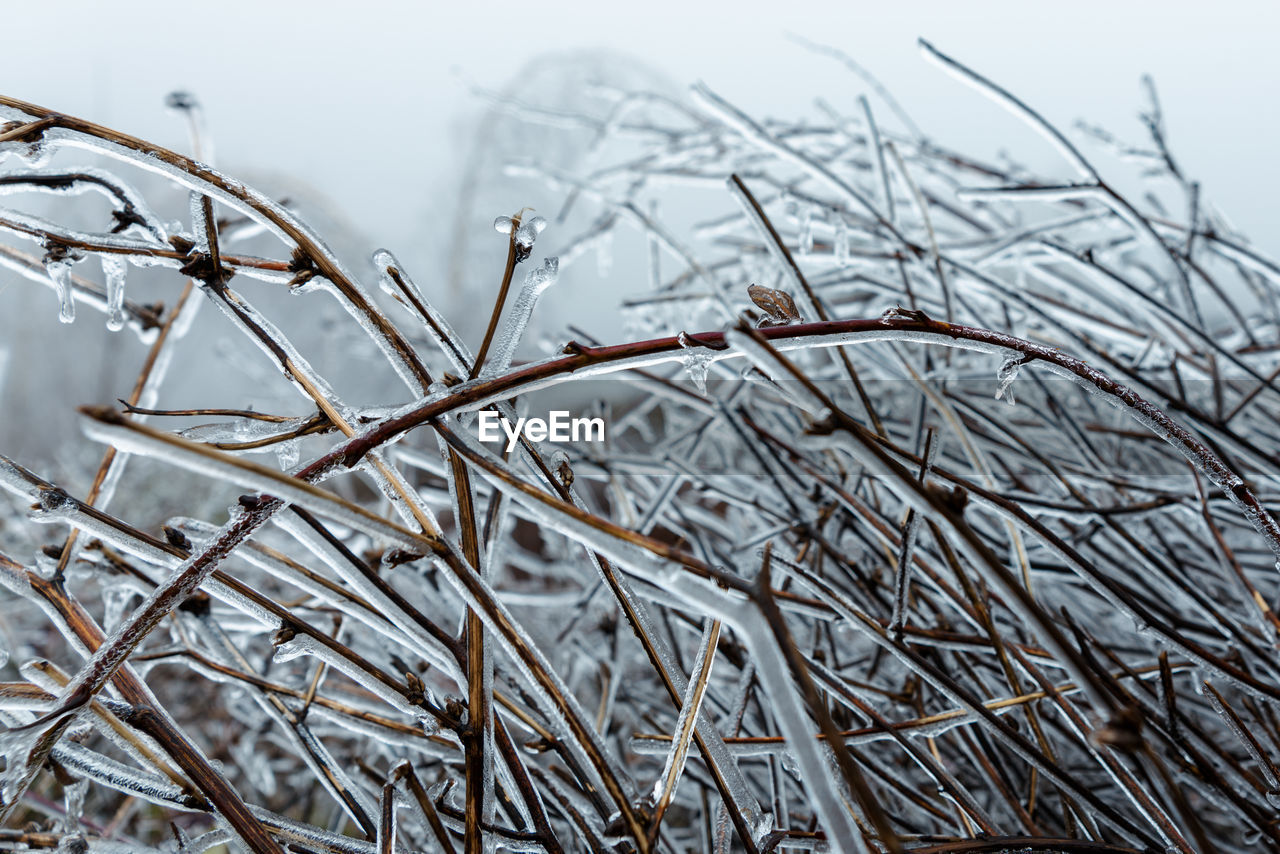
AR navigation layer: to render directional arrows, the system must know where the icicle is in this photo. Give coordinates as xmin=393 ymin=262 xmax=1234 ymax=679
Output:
xmin=43 ymin=250 xmax=79 ymax=324
xmin=799 ymin=206 xmax=814 ymax=255
xmin=677 ymin=331 xmax=714 ymax=395
xmin=682 ymin=351 xmax=712 ymax=395
xmin=994 ymin=355 xmax=1024 ymax=405
xmin=100 ymin=255 xmax=127 ymax=331
xmin=62 ymin=776 xmax=88 ymax=834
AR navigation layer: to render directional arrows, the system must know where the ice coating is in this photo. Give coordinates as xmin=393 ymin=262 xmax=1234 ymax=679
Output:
xmin=693 ymin=82 xmax=885 ymax=226
xmin=725 ymin=327 xmax=828 ymax=414
xmin=4 ymin=51 xmax=1280 ymax=852
xmin=648 ymin=618 xmax=718 ymax=807
xmin=735 ymin=608 xmax=867 ymax=854
xmin=174 ymin=517 xmax=457 ymax=675
xmin=483 ymin=256 xmax=559 ymax=375
xmin=179 ymin=415 xmax=312 ymax=446
xmin=272 ymin=512 xmax=463 ymax=684
xmin=374 ymin=247 xmax=474 ymax=373
xmin=80 ymin=411 xmax=431 ymax=555
xmin=918 ymin=39 xmax=1097 ymax=181
xmin=549 ymin=467 xmax=768 ymax=838
xmin=194 ymin=617 xmax=380 ymax=825
xmin=421 ymin=539 xmax=639 ymax=818
xmin=46 ymin=741 xmax=195 ymax=810
xmin=274 ymin=632 xmax=438 ymax=731
xmin=438 ymin=429 xmax=754 ymax=814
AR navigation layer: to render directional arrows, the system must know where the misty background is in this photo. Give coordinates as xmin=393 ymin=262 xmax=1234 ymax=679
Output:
xmin=0 ymin=0 xmax=1275 ymax=468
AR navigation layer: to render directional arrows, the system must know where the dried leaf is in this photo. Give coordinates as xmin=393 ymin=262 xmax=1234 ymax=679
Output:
xmin=747 ymin=283 xmax=801 ymax=323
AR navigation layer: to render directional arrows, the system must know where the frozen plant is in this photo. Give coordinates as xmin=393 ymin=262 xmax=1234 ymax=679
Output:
xmin=2 ymin=38 xmax=1280 ymax=854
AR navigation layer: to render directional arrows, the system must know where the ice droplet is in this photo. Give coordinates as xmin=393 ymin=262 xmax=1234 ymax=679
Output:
xmin=494 ymin=215 xmax=514 ymax=235
xmin=101 ymin=255 xmax=127 ymax=332
xmin=515 ymin=215 xmax=548 ymax=250
xmin=994 ymin=356 xmax=1023 ymax=405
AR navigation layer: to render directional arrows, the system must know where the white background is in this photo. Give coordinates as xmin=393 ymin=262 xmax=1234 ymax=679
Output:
xmin=0 ymin=0 xmax=1275 ymax=460
xmin=2 ymin=0 xmax=1275 ymax=263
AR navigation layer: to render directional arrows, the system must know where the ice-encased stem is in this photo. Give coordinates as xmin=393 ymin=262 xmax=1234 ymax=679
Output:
xmin=483 ymin=256 xmax=560 ymax=376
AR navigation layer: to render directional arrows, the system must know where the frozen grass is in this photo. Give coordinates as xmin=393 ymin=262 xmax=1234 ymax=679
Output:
xmin=2 ymin=39 xmax=1280 ymax=854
